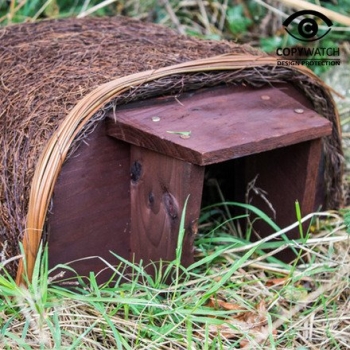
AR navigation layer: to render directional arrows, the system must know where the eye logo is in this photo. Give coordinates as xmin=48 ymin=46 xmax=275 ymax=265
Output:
xmin=283 ymin=10 xmax=333 ymax=42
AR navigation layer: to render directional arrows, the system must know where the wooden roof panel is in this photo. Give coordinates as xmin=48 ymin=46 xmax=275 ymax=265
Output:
xmin=106 ymin=84 xmax=332 ymax=165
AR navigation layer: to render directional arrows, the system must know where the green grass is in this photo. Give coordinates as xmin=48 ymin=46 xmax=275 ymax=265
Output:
xmin=0 ymin=1 xmax=349 ymax=348
xmin=1 ymin=202 xmax=349 ymax=349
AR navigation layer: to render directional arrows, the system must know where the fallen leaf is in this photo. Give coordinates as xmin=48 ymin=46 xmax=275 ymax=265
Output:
xmin=265 ymin=277 xmax=288 ymax=287
xmin=207 ymin=299 xmax=277 ymax=347
xmin=166 ymin=130 xmax=191 ymax=136
xmin=207 ymin=297 xmax=243 ymax=311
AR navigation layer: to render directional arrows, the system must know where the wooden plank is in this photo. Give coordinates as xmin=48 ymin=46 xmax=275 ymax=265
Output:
xmin=244 ymin=139 xmax=323 ymax=262
xmin=106 ymin=84 xmax=332 ymax=165
xmin=129 ymin=145 xmax=204 ymax=275
xmin=47 ymin=122 xmax=131 ymax=284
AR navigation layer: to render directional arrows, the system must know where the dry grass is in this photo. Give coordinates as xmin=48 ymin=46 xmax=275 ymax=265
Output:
xmin=1 ymin=209 xmax=349 ymax=349
xmin=0 ymin=1 xmax=349 ymax=349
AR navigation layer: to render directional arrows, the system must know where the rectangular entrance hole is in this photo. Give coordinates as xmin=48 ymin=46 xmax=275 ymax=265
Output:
xmin=200 ymin=157 xmax=248 ymax=242
xmin=197 ymin=140 xmax=325 ymax=263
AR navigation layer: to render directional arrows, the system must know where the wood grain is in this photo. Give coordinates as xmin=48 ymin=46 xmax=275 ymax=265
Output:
xmin=129 ymin=145 xmax=204 ymax=275
xmin=106 ymin=84 xmax=332 ymax=165
xmin=47 ymin=123 xmax=131 ymax=284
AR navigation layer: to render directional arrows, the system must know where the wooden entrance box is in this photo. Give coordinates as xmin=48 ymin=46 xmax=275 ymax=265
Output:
xmin=47 ymin=83 xmax=332 ymax=283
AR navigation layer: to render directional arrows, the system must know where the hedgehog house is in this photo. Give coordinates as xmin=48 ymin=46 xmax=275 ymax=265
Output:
xmin=0 ymin=17 xmax=343 ymax=285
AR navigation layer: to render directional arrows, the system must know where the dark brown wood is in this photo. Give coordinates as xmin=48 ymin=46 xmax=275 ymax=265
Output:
xmin=47 ymin=123 xmax=131 ymax=284
xmin=47 ymin=83 xmax=334 ymax=283
xmin=129 ymin=145 xmax=205 ymax=275
xmin=106 ymin=84 xmax=332 ymax=166
xmin=244 ymin=139 xmax=323 ymax=261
